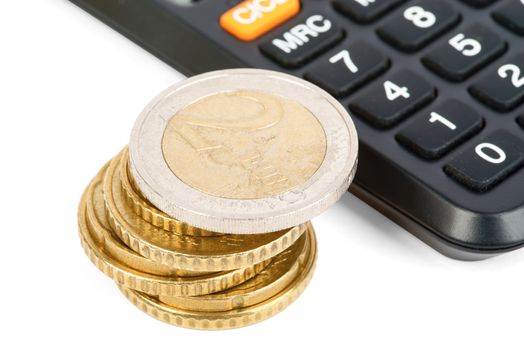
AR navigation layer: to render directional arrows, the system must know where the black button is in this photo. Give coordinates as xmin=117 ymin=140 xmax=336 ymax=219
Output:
xmin=376 ymin=0 xmax=460 ymax=52
xmin=397 ymin=99 xmax=484 ymax=159
xmin=349 ymin=70 xmax=436 ymax=128
xmin=469 ymin=52 xmax=524 ymax=111
xmin=444 ymin=130 xmax=524 ymax=192
xmin=422 ymin=24 xmax=506 ymax=82
xmin=259 ymin=14 xmax=344 ymax=68
xmin=493 ymin=0 xmax=524 ymax=36
xmin=305 ymin=42 xmax=389 ymax=97
xmin=460 ymin=0 xmax=499 ymax=7
xmin=333 ymin=0 xmax=407 ymax=24
xmin=518 ymin=115 xmax=524 ymax=129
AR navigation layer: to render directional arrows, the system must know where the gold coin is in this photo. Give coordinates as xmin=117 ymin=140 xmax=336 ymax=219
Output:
xmin=118 ymin=225 xmax=317 ymax=330
xmin=161 ymin=90 xmax=327 ymax=200
xmin=79 ymin=165 xmax=271 ymax=296
xmin=90 ymin=163 xmax=271 ymax=282
xmin=104 ymin=151 xmax=307 ymax=272
xmin=88 ymin=167 xmax=198 ymax=277
xmin=119 ymin=149 xmax=217 ymax=237
xmin=158 ymin=226 xmax=310 ymax=312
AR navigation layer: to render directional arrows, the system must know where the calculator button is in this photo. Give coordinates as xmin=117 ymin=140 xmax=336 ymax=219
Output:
xmin=333 ymin=0 xmax=407 ymax=24
xmin=349 ymin=70 xmax=436 ymax=128
xmin=422 ymin=24 xmax=506 ymax=82
xmin=259 ymin=14 xmax=344 ymax=68
xmin=444 ymin=131 xmax=524 ymax=192
xmin=376 ymin=0 xmax=460 ymax=52
xmin=304 ymin=42 xmax=389 ymax=97
xmin=469 ymin=53 xmax=524 ymax=111
xmin=518 ymin=115 xmax=524 ymax=129
xmin=493 ymin=0 xmax=524 ymax=36
xmin=396 ymin=99 xmax=484 ymax=159
xmin=460 ymin=0 xmax=499 ymax=7
xmin=220 ymin=0 xmax=301 ymax=41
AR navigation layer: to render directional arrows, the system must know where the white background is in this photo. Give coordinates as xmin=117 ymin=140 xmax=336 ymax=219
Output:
xmin=1 ymin=1 xmax=524 ymax=349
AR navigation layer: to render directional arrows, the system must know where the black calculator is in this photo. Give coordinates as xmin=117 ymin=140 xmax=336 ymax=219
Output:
xmin=70 ymin=0 xmax=524 ymax=260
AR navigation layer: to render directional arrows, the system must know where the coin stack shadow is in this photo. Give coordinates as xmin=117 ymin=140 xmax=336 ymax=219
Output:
xmin=78 ymin=148 xmax=317 ymax=330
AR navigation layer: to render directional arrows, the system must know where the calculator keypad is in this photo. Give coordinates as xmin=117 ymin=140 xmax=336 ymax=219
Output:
xmin=259 ymin=14 xmax=344 ymax=68
xmin=422 ymin=24 xmax=506 ymax=82
xmin=305 ymin=42 xmax=389 ymax=97
xmin=492 ymin=0 xmax=524 ymax=36
xmin=333 ymin=0 xmax=407 ymax=23
xmin=349 ymin=70 xmax=436 ymax=128
xmin=82 ymin=0 xmax=524 ymax=256
xmin=221 ymin=0 xmax=524 ymax=250
xmin=377 ymin=0 xmax=460 ymax=52
xmin=444 ymin=131 xmax=524 ymax=192
xmin=469 ymin=52 xmax=524 ymax=111
xmin=396 ymin=99 xmax=484 ymax=159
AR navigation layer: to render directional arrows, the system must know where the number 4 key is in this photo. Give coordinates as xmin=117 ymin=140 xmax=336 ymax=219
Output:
xmin=349 ymin=70 xmax=436 ymax=128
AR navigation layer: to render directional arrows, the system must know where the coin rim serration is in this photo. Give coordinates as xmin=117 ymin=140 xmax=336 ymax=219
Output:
xmin=104 ymin=152 xmax=307 ymax=272
xmin=79 ymin=165 xmax=271 ymax=296
xmin=158 ymin=229 xmax=310 ymax=312
xmin=118 ymin=224 xmax=317 ymax=330
xmin=129 ymin=68 xmax=359 ymax=234
xmin=119 ymin=148 xmax=218 ymax=237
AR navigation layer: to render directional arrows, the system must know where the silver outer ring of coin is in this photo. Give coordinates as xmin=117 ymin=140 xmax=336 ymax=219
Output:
xmin=129 ymin=69 xmax=358 ymax=234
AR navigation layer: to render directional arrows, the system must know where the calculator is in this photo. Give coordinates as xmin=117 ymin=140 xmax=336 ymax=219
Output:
xmin=69 ymin=0 xmax=524 ymax=260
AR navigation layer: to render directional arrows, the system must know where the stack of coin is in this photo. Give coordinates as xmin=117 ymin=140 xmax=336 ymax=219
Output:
xmin=78 ymin=69 xmax=358 ymax=330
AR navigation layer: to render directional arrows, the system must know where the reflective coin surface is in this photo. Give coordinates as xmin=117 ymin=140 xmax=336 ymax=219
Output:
xmin=130 ymin=69 xmax=358 ymax=234
xmin=162 ymin=90 xmax=327 ymax=200
xmin=158 ymin=227 xmax=310 ymax=311
xmin=118 ymin=224 xmax=317 ymax=330
xmin=104 ymin=151 xmax=306 ymax=272
xmin=78 ymin=165 xmax=272 ymax=296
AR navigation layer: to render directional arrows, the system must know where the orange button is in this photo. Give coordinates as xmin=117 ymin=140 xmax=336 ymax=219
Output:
xmin=220 ymin=0 xmax=301 ymax=42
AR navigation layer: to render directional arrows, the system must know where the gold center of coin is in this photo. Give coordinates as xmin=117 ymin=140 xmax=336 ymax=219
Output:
xmin=161 ymin=90 xmax=327 ymax=199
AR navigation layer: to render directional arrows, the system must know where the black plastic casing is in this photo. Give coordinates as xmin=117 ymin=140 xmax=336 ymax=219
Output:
xmin=69 ymin=0 xmax=524 ymax=260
